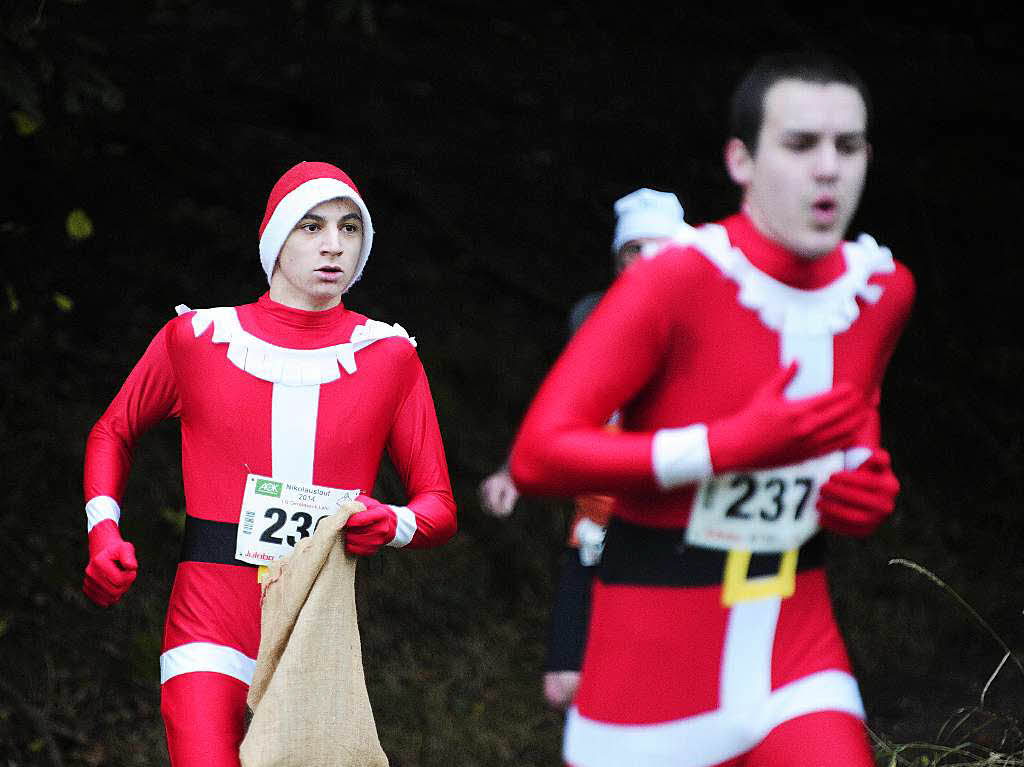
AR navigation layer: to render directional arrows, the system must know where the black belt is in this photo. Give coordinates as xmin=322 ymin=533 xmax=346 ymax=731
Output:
xmin=180 ymin=516 xmax=257 ymax=568
xmin=598 ymin=516 xmax=825 ymax=587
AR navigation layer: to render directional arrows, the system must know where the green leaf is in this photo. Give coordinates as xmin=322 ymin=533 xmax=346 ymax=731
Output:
xmin=10 ymin=110 xmax=42 ymax=136
xmin=160 ymin=507 xmax=186 ymax=534
xmin=54 ymin=292 xmax=74 ymax=312
xmin=5 ymin=283 xmax=18 ymax=313
xmin=66 ymin=208 xmax=94 ymax=240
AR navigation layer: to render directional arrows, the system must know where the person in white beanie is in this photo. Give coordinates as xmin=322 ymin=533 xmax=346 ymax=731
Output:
xmin=612 ymin=187 xmax=689 ymax=267
xmin=479 ymin=188 xmax=685 ymax=710
xmin=82 ymin=161 xmax=457 ymax=766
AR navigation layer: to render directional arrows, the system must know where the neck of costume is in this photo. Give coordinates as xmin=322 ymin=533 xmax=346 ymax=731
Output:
xmin=84 ymin=292 xmax=455 ymax=766
xmin=509 ymin=212 xmax=914 ymax=767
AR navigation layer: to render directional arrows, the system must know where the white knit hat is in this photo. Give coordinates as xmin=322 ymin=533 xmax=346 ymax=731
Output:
xmin=612 ymin=188 xmax=685 ymax=253
xmin=258 ymin=162 xmax=374 ymax=291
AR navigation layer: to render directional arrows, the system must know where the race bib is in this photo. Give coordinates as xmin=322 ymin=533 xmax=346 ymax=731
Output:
xmin=686 ymin=452 xmax=844 ymax=553
xmin=236 ymin=474 xmax=360 ymax=565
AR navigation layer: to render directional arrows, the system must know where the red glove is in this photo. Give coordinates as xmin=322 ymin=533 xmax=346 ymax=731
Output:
xmin=343 ymin=495 xmax=397 ymax=557
xmin=83 ymin=519 xmax=138 ymax=607
xmin=708 ymin=362 xmax=869 ymax=472
xmin=817 ymin=449 xmax=900 ymax=537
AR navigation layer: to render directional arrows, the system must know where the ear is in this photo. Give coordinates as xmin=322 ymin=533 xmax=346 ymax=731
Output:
xmin=724 ymin=138 xmax=754 ymax=187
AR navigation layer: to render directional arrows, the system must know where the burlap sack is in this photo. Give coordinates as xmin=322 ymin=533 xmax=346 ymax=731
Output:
xmin=240 ymin=502 xmax=389 ymax=767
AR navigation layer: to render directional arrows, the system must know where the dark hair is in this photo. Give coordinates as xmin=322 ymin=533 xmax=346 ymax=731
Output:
xmin=729 ymin=52 xmax=872 ymax=153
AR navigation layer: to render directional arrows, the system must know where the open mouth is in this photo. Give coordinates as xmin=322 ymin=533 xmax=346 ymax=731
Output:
xmin=812 ymin=197 xmax=837 ymax=224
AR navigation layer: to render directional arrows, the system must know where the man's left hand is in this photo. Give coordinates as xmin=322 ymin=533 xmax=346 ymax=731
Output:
xmin=817 ymin=449 xmax=900 ymax=537
xmin=343 ymin=495 xmax=397 ymax=556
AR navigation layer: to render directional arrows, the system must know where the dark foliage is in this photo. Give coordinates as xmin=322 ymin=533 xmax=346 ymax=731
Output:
xmin=2 ymin=1 xmax=1022 ymax=764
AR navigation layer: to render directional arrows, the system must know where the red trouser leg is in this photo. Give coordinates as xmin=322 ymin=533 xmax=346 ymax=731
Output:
xmin=161 ymin=672 xmax=249 ymax=767
xmin=743 ymin=710 xmax=873 ymax=767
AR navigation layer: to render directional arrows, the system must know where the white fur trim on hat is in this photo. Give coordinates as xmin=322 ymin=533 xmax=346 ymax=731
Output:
xmin=258 ymin=177 xmax=374 ymax=291
xmin=613 ymin=188 xmax=685 ymax=253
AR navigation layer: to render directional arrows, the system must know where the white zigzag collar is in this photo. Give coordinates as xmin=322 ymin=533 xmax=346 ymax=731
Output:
xmin=661 ymin=222 xmax=896 ymax=335
xmin=173 ymin=304 xmax=416 ymax=386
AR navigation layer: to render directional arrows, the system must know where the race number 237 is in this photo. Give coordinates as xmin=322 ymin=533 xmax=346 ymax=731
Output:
xmin=258 ymin=507 xmax=328 ymax=547
xmin=707 ymin=473 xmax=815 ymax=524
xmin=687 ymin=467 xmax=821 ymax=554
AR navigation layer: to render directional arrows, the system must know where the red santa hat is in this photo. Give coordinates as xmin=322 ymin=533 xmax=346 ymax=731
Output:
xmin=258 ymin=161 xmax=374 ymax=290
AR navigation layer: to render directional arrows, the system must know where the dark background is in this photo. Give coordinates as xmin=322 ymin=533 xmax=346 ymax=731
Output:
xmin=2 ymin=1 xmax=1022 ymax=765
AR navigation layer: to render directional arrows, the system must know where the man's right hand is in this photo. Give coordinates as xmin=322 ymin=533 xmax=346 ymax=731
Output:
xmin=708 ymin=362 xmax=869 ymax=473
xmin=478 ymin=468 xmax=520 ymax=518
xmin=543 ymin=670 xmax=581 ymax=710
xmin=83 ymin=519 xmax=138 ymax=607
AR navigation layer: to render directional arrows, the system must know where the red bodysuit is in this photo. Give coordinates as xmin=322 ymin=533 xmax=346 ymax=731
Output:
xmin=510 ymin=213 xmax=913 ymax=767
xmin=84 ymin=294 xmax=456 ymax=766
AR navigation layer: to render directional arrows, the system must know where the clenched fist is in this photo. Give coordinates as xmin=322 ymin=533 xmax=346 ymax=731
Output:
xmin=83 ymin=519 xmax=138 ymax=607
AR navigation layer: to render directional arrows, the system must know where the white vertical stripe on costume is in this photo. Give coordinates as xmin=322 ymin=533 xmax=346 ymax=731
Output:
xmin=780 ymin=330 xmax=833 ymax=398
xmin=159 ymin=381 xmax=322 ymax=690
xmin=713 ymin=289 xmax=837 ymax=713
xmin=719 ymin=597 xmax=780 ymax=707
xmin=271 ymin=383 xmax=321 ymax=483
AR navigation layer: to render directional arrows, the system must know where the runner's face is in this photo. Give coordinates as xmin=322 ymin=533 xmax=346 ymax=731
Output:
xmin=615 ymin=237 xmax=670 ymax=274
xmin=270 ymin=198 xmax=363 ymax=310
xmin=729 ymin=79 xmax=869 ymax=259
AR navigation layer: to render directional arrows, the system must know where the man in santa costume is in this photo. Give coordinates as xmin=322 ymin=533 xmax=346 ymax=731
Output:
xmin=510 ymin=52 xmax=914 ymax=767
xmin=82 ymin=161 xmax=457 ymax=766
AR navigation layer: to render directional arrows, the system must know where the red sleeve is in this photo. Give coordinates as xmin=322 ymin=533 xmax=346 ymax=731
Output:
xmin=84 ymin=321 xmax=182 ymax=504
xmin=386 ymin=353 xmax=457 ymax=548
xmin=847 ymin=264 xmax=921 ymax=452
xmin=509 ymin=252 xmax=683 ymax=496
xmin=875 ymin=262 xmax=916 ymax=384
xmin=859 ymin=261 xmax=917 ymax=449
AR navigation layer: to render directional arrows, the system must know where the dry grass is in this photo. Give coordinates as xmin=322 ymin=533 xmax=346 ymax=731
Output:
xmin=870 ymin=561 xmax=1024 ymax=767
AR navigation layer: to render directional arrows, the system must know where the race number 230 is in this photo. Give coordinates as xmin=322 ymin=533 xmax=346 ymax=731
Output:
xmin=257 ymin=507 xmax=330 ymax=547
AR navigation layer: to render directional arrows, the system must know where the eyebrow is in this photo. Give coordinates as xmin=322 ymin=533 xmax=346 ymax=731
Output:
xmin=781 ymin=129 xmax=867 ymax=139
xmin=299 ymin=211 xmax=363 ymax=223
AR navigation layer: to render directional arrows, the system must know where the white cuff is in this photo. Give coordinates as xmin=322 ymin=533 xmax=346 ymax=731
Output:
xmin=85 ymin=495 xmax=121 ymax=532
xmin=844 ymin=446 xmax=872 ymax=470
xmin=387 ymin=505 xmax=416 ymax=548
xmin=651 ymin=424 xmax=713 ymax=490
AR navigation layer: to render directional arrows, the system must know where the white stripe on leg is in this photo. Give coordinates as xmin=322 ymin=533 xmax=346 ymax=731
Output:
xmin=160 ymin=642 xmax=256 ymax=685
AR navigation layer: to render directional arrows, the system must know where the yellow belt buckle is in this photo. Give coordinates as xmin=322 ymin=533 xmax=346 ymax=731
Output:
xmin=257 ymin=565 xmax=269 ymax=584
xmin=721 ymin=548 xmax=798 ymax=606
